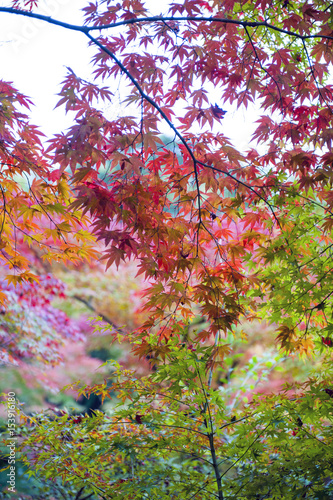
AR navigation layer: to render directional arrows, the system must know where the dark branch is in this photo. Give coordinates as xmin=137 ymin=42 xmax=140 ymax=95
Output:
xmin=0 ymin=8 xmax=332 ymax=42
xmin=71 ymin=294 xmax=123 ymax=332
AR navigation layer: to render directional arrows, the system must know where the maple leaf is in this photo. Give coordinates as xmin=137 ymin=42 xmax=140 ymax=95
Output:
xmin=325 ymin=388 xmax=333 ymax=398
xmin=321 ymin=336 xmax=333 ymax=347
xmin=276 ymin=325 xmax=295 ymax=352
xmin=210 ymin=103 xmax=227 ymax=120
xmin=135 ymin=414 xmax=143 ymax=424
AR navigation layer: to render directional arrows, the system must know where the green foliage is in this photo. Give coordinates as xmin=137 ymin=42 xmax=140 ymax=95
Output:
xmin=12 ymin=337 xmax=333 ymax=499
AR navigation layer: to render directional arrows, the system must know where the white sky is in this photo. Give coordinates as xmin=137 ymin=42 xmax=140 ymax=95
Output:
xmin=0 ymin=0 xmax=257 ymax=151
xmin=0 ymin=0 xmax=92 ymax=137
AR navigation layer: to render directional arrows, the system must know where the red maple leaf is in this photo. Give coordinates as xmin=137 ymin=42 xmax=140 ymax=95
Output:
xmin=322 ymin=336 xmax=333 ymax=347
xmin=210 ymin=103 xmax=227 ymax=120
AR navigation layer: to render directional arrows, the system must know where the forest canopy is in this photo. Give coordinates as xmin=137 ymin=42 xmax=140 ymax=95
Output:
xmin=1 ymin=0 xmax=333 ymax=499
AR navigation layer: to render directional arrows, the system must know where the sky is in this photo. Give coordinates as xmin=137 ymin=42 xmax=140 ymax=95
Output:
xmin=0 ymin=0 xmax=257 ymax=151
xmin=0 ymin=0 xmax=92 ymax=137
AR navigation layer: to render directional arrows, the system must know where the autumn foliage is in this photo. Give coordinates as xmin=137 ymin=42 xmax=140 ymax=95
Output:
xmin=1 ymin=0 xmax=333 ymax=498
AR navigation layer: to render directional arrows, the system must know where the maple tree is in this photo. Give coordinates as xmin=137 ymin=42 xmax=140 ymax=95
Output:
xmin=1 ymin=0 xmax=333 ymax=498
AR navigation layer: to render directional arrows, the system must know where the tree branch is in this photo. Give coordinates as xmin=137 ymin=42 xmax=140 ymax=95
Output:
xmin=0 ymin=8 xmax=332 ymax=42
xmin=71 ymin=294 xmax=123 ymax=332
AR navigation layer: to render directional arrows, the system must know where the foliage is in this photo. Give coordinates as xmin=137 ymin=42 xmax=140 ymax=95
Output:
xmin=0 ymin=80 xmax=98 ymax=284
xmin=16 ymin=344 xmax=333 ymax=499
xmin=1 ymin=0 xmax=333 ymax=498
xmin=0 ymin=275 xmax=83 ymax=366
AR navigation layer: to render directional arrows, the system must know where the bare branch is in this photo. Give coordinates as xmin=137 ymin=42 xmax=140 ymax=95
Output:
xmin=0 ymin=8 xmax=332 ymax=42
